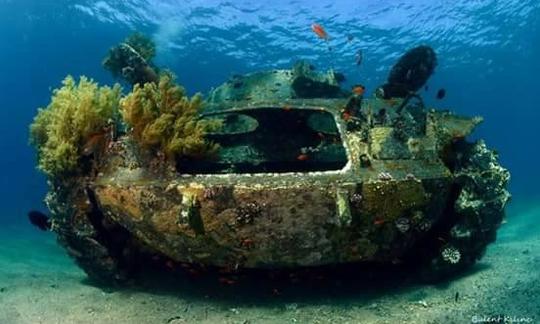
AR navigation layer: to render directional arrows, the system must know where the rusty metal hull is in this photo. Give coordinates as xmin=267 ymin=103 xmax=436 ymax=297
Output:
xmin=46 ymin=87 xmax=509 ymax=283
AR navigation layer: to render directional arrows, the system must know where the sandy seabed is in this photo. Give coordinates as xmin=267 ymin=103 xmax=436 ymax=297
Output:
xmin=0 ymin=200 xmax=538 ymax=324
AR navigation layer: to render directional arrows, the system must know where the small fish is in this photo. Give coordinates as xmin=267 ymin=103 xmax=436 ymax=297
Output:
xmin=82 ymin=132 xmax=106 ymax=156
xmin=355 ymin=49 xmax=363 ymax=66
xmin=347 ymin=34 xmax=354 ymax=42
xmin=455 ymin=292 xmax=460 ymax=302
xmin=352 ymin=84 xmax=365 ymax=96
xmin=297 ymin=153 xmax=310 ymax=161
xmin=218 ymin=277 xmax=237 ymax=286
xmin=271 ymin=288 xmax=282 ymax=296
xmin=282 ymin=105 xmax=292 ymax=111
xmin=373 ymin=218 xmax=385 ymax=226
xmin=165 ymin=260 xmax=175 ymax=270
xmin=311 ymin=23 xmax=329 ymax=40
xmin=314 ymin=274 xmax=325 ymax=281
xmin=187 ymin=268 xmax=201 ymax=277
xmin=342 ymin=111 xmax=352 ymax=121
xmin=240 ymin=238 xmax=255 ymax=248
xmin=436 ymin=88 xmax=446 ymax=99
xmin=28 ymin=210 xmax=51 ymax=231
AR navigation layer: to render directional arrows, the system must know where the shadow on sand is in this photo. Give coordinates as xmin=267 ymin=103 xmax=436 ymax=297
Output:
xmin=81 ymin=260 xmax=493 ymax=308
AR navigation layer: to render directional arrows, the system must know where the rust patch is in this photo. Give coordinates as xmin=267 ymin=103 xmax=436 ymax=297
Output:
xmin=361 ymin=180 xmax=427 ymax=221
xmin=96 ymin=186 xmax=144 ymax=221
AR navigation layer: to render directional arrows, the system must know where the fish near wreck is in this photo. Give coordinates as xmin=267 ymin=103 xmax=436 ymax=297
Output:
xmin=311 ymin=23 xmax=329 ymax=40
xmin=29 ymin=55 xmax=509 ymax=284
xmin=28 ymin=210 xmax=51 ymax=231
xmin=377 ymin=45 xmax=437 ymax=99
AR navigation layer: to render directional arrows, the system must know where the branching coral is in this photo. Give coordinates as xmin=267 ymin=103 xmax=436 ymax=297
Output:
xmin=121 ymin=74 xmax=219 ymax=161
xmin=103 ymin=32 xmax=158 ymax=85
xmin=30 ymin=76 xmax=122 ymax=178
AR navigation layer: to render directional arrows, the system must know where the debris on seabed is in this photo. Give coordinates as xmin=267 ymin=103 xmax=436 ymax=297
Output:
xmin=417 ymin=300 xmax=429 ymax=308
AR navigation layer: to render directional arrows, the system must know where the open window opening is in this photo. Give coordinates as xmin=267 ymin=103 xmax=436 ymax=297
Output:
xmin=177 ymin=107 xmax=349 ymax=174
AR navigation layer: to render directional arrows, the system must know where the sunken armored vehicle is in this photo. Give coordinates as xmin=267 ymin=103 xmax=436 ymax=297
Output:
xmin=32 ymin=42 xmax=510 ymax=284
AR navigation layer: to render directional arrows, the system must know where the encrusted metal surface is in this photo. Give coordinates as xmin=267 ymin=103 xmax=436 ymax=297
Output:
xmin=87 ymin=96 xmax=468 ymax=269
xmin=46 ymin=65 xmax=509 ymax=282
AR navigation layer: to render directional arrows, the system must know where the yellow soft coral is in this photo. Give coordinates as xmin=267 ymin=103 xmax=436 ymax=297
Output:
xmin=29 ymin=76 xmax=122 ymax=178
xmin=121 ymin=74 xmax=218 ymax=160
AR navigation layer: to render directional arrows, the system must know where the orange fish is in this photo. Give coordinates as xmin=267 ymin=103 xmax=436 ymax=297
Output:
xmin=82 ymin=132 xmax=106 ymax=156
xmin=311 ymin=23 xmax=329 ymax=40
xmin=342 ymin=111 xmax=352 ymax=121
xmin=352 ymin=85 xmax=365 ymax=96
xmin=188 ymin=269 xmax=200 ymax=276
xmin=373 ymin=218 xmax=385 ymax=226
xmin=240 ymin=238 xmax=255 ymax=248
xmin=282 ymin=104 xmax=292 ymax=111
xmin=218 ymin=277 xmax=237 ymax=286
xmin=165 ymin=260 xmax=175 ymax=270
xmin=297 ymin=153 xmax=309 ymax=161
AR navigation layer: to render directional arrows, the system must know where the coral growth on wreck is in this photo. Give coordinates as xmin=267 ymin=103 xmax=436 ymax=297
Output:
xmin=441 ymin=245 xmax=461 ymax=264
xmin=30 ymin=72 xmax=218 ymax=178
xmin=124 ymin=32 xmax=156 ymax=62
xmin=121 ymin=74 xmax=219 ymax=160
xmin=29 ymin=76 xmax=121 ymax=178
xmin=103 ymin=32 xmax=159 ymax=85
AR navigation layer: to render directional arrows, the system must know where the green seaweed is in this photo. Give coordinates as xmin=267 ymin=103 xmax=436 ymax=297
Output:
xmin=121 ymin=74 xmax=219 ymax=160
xmin=29 ymin=76 xmax=122 ymax=178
